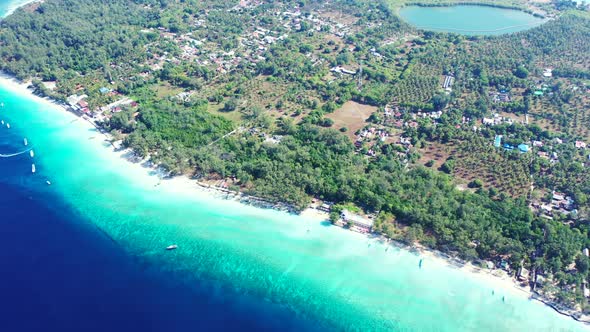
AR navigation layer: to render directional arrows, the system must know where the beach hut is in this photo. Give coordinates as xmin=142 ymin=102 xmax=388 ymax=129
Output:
xmin=517 ymin=266 xmax=530 ymax=282
xmin=318 ymin=202 xmax=333 ymax=213
xmin=340 ymin=209 xmax=373 ymax=233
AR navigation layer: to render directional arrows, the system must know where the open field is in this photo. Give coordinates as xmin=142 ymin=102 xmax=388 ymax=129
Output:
xmin=326 ymin=101 xmax=377 ymax=139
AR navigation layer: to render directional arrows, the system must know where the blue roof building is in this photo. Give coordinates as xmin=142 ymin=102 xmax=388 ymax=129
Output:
xmin=518 ymin=144 xmax=530 ymax=153
xmin=494 ymin=135 xmax=502 ymax=148
xmin=99 ymin=87 xmax=110 ymax=94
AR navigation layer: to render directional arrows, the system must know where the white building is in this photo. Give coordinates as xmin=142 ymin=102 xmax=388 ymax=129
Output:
xmin=341 ymin=209 xmax=373 ymax=233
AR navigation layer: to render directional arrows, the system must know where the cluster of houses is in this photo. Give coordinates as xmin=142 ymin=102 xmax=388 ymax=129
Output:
xmin=66 ymin=94 xmax=90 ymax=114
xmin=355 ymin=127 xmax=389 ymax=144
xmin=233 ymin=0 xmax=264 ymax=10
xmin=138 ymin=4 xmax=358 ymax=81
xmin=354 ymin=127 xmax=392 ymax=158
xmin=533 ymin=191 xmax=577 ymax=220
xmin=66 ymin=91 xmax=138 ymax=123
xmin=482 ymin=113 xmax=518 ymax=126
xmin=382 ymin=105 xmax=443 ymax=129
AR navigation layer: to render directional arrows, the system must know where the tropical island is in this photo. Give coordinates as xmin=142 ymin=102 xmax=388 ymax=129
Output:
xmin=1 ymin=0 xmax=590 ymax=321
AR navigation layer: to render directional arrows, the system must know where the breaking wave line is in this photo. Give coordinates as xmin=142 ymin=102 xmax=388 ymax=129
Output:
xmin=0 ymin=147 xmax=33 ymax=158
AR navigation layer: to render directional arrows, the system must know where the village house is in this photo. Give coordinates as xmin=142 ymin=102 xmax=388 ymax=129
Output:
xmin=442 ymin=75 xmax=454 ymax=92
xmin=330 ymin=66 xmax=357 ymax=75
xmin=482 ymin=113 xmax=512 ymax=126
xmin=518 ymin=266 xmax=530 ymax=282
xmin=317 ymin=202 xmax=333 ymax=213
xmin=543 ymin=68 xmax=553 ymax=78
xmin=340 ymin=209 xmax=374 ymax=233
xmin=543 ymin=191 xmax=577 ymax=217
xmin=518 ymin=144 xmax=530 ymax=153
xmin=490 ymin=91 xmax=511 ymax=103
xmin=575 ymin=140 xmax=587 ymax=149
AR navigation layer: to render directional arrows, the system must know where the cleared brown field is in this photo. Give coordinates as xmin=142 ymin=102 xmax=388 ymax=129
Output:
xmin=327 ymin=101 xmax=377 ymax=140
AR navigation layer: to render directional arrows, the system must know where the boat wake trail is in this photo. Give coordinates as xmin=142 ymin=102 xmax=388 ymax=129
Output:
xmin=0 ymin=147 xmax=33 ymax=158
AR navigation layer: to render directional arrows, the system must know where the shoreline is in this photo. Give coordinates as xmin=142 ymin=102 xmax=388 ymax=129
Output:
xmin=0 ymin=72 xmax=589 ymax=326
xmin=1 ymin=0 xmax=42 ymax=18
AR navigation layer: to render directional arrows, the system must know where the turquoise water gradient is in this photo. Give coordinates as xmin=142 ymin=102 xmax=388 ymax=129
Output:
xmin=0 ymin=0 xmax=586 ymax=329
xmin=0 ymin=0 xmax=33 ymax=17
xmin=399 ymin=5 xmax=545 ymax=35
xmin=0 ymin=80 xmax=587 ymax=331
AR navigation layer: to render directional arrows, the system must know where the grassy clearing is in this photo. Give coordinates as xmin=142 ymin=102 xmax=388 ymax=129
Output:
xmin=327 ymin=101 xmax=378 ymax=139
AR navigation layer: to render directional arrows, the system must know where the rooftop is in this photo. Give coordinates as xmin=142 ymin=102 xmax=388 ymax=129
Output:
xmin=341 ymin=209 xmax=373 ymax=228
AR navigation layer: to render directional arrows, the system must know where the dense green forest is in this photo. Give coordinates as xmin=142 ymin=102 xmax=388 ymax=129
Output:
xmin=1 ymin=0 xmax=590 ymax=310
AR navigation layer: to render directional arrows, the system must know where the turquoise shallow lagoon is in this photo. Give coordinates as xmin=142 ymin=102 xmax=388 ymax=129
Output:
xmin=0 ymin=76 xmax=588 ymax=331
xmin=399 ymin=5 xmax=545 ymax=35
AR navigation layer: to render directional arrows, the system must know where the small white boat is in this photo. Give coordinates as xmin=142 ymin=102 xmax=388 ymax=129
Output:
xmin=1 ymin=120 xmax=4 ymax=125
xmin=166 ymin=244 xmax=178 ymax=250
xmin=6 ymin=123 xmax=10 ymax=129
xmin=31 ymin=164 xmax=36 ymax=173
xmin=30 ymin=150 xmax=34 ymax=158
xmin=46 ymin=180 xmax=51 ymax=185
xmin=24 ymin=138 xmax=28 ymax=146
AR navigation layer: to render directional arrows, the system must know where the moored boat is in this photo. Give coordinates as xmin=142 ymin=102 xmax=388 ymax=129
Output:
xmin=31 ymin=164 xmax=36 ymax=173
xmin=166 ymin=244 xmax=178 ymax=250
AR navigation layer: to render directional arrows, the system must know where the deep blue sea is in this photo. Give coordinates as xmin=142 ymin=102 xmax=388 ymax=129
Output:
xmin=0 ymin=98 xmax=314 ymax=332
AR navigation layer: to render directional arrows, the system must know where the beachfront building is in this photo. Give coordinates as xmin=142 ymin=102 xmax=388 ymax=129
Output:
xmin=318 ymin=202 xmax=333 ymax=213
xmin=340 ymin=209 xmax=373 ymax=233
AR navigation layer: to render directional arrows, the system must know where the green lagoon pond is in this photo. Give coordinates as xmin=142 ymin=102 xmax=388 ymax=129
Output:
xmin=399 ymin=5 xmax=546 ymax=35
